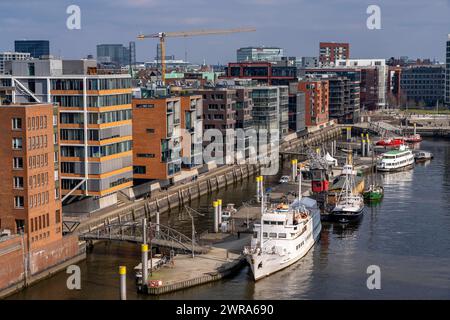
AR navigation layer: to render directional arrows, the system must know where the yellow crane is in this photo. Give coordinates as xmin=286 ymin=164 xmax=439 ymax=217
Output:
xmin=137 ymin=27 xmax=256 ymax=84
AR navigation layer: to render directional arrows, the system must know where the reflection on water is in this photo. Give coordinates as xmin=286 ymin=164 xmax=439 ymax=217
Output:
xmin=9 ymin=138 xmax=450 ymax=300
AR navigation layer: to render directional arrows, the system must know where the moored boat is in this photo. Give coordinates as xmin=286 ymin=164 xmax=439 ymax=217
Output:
xmin=376 ymin=138 xmax=404 ymax=147
xmin=414 ymin=150 xmax=433 ymax=162
xmin=329 ymin=163 xmax=365 ymax=223
xmin=404 ymin=134 xmax=422 ymax=143
xmin=376 ymin=145 xmax=415 ymax=172
xmin=244 ymin=174 xmax=321 ymax=281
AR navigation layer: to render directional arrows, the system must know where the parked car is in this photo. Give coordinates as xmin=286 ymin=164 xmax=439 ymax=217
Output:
xmin=279 ymin=176 xmax=290 ymax=183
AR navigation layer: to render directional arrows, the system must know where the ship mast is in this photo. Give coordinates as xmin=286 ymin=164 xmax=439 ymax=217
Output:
xmin=260 ymin=176 xmax=264 ymax=250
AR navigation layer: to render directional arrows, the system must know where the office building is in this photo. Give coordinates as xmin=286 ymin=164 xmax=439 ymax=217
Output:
xmin=237 ymin=47 xmax=284 ymax=62
xmin=15 ymin=40 xmax=50 ymax=59
xmin=0 ymin=103 xmax=62 ymax=246
xmin=97 ymin=44 xmax=131 ymax=67
xmin=288 ymin=83 xmax=306 ymax=133
xmin=224 ymin=60 xmax=297 ymax=86
xmin=0 ymin=52 xmax=31 ymax=74
xmin=0 ymin=58 xmax=133 ymax=211
xmin=319 ymin=42 xmax=349 ymax=66
xmin=300 ymin=57 xmax=319 ymax=68
xmin=400 ymin=65 xmax=445 ymax=107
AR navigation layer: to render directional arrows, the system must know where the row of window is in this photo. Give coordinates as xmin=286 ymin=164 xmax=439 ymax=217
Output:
xmin=29 ymin=172 xmax=50 ymax=189
xmin=60 ymin=141 xmax=132 ymax=158
xmin=28 ymin=135 xmax=49 ymax=150
xmin=29 ymin=191 xmax=50 ymax=208
xmin=27 ymin=116 xmax=48 ymax=131
xmin=31 ymin=231 xmax=50 ymax=243
xmin=59 ymin=109 xmax=132 ymax=125
xmin=30 ymin=213 xmax=50 ymax=233
xmin=53 ymin=94 xmax=131 ymax=108
xmin=29 ymin=153 xmax=49 ymax=169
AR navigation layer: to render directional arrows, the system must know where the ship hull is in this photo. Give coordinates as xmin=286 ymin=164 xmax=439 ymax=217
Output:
xmin=377 ymin=162 xmax=414 ymax=172
xmin=328 ymin=207 xmax=364 ymax=223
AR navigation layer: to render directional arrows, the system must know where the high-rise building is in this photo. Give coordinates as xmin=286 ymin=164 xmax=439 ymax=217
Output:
xmin=0 ymin=52 xmax=31 ymax=74
xmin=446 ymin=34 xmax=450 ymax=107
xmin=319 ymin=42 xmax=350 ymax=66
xmin=0 ymin=59 xmax=133 ymax=211
xmin=297 ymin=79 xmax=329 ymax=127
xmin=237 ymin=47 xmax=284 ymax=62
xmin=400 ymin=65 xmax=445 ymax=107
xmin=288 ymin=83 xmax=306 ymax=133
xmin=0 ymin=103 xmax=62 ymax=247
xmin=15 ymin=40 xmax=50 ymax=59
xmin=97 ymin=44 xmax=130 ymax=67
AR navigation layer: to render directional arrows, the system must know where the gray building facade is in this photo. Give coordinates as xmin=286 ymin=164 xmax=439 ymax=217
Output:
xmin=401 ymin=65 xmax=445 ymax=107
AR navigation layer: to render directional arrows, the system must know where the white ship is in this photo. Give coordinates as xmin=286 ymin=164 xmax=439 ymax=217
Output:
xmin=376 ymin=145 xmax=415 ymax=172
xmin=244 ymin=174 xmax=321 ymax=281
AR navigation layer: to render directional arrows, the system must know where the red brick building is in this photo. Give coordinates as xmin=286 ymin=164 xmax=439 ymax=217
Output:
xmin=319 ymin=42 xmax=350 ymax=66
xmin=297 ymin=79 xmax=330 ymax=127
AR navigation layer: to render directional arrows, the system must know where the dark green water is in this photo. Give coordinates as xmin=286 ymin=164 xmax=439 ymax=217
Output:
xmin=9 ymin=139 xmax=450 ymax=299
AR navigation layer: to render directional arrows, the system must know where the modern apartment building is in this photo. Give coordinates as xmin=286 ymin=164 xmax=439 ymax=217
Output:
xmin=446 ymin=34 xmax=450 ymax=107
xmin=237 ymin=47 xmax=284 ymax=62
xmin=297 ymin=79 xmax=329 ymax=127
xmin=336 ymin=59 xmax=388 ymax=110
xmin=303 ymin=68 xmax=360 ymax=123
xmin=319 ymin=42 xmax=350 ymax=66
xmin=288 ymin=83 xmax=306 ymax=133
xmin=224 ymin=60 xmax=297 ymax=86
xmin=180 ymin=94 xmax=203 ymax=169
xmin=15 ymin=40 xmax=50 ymax=59
xmin=0 ymin=103 xmax=62 ymax=248
xmin=195 ymin=88 xmax=237 ymax=163
xmin=132 ymin=91 xmax=183 ymax=184
xmin=0 ymin=58 xmax=133 ymax=211
xmin=234 ymin=87 xmax=254 ymax=162
xmin=400 ymin=65 xmax=445 ymax=107
xmin=0 ymin=52 xmax=31 ymax=74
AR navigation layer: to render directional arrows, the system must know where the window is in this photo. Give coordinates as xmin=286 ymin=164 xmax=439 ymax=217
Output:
xmin=14 ymin=196 xmax=24 ymax=209
xmin=269 ymin=232 xmax=277 ymax=238
xmin=133 ymin=166 xmax=146 ymax=174
xmin=136 ymin=104 xmax=154 ymax=108
xmin=278 ymin=233 xmax=287 ymax=239
xmin=55 ymin=209 xmax=61 ymax=224
xmin=137 ymin=153 xmax=155 ymax=158
xmin=146 ymin=129 xmax=155 ymax=133
xmin=13 ymin=157 xmax=23 ymax=169
xmin=13 ymin=177 xmax=24 ymax=189
xmin=12 ymin=138 xmax=23 ymax=150
xmin=12 ymin=118 xmax=22 ymax=130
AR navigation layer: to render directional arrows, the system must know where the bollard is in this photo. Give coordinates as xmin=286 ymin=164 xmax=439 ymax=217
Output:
xmin=256 ymin=176 xmax=261 ymax=202
xmin=362 ymin=139 xmax=366 ymax=157
xmin=366 ymin=133 xmax=370 ymax=156
xmin=119 ymin=266 xmax=127 ymax=300
xmin=291 ymin=159 xmax=298 ymax=181
xmin=213 ymin=201 xmax=219 ymax=233
xmin=141 ymin=244 xmax=148 ymax=288
xmin=218 ymin=199 xmax=222 ymax=225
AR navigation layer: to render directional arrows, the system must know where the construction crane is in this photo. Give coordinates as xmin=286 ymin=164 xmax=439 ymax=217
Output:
xmin=137 ymin=27 xmax=256 ymax=84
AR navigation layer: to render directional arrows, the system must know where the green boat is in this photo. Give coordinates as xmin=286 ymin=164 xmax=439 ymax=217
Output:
xmin=363 ymin=185 xmax=384 ymax=201
xmin=363 ymin=143 xmax=384 ymax=202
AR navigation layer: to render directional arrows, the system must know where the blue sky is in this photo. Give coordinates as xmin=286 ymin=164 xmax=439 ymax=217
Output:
xmin=1 ymin=0 xmax=449 ymax=64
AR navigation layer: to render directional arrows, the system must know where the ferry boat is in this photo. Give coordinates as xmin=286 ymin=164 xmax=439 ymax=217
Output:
xmin=376 ymin=145 xmax=415 ymax=172
xmin=244 ymin=175 xmax=321 ymax=281
xmin=414 ymin=150 xmax=433 ymax=162
xmin=329 ymin=163 xmax=365 ymax=223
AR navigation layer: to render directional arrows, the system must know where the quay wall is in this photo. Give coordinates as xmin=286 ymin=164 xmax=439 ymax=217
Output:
xmin=0 ymin=235 xmax=85 ymax=299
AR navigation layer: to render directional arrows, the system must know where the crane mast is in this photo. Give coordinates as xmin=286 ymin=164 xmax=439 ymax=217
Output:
xmin=137 ymin=27 xmax=256 ymax=84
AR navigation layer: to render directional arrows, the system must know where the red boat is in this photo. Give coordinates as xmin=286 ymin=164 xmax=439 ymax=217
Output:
xmin=404 ymin=134 xmax=422 ymax=143
xmin=376 ymin=138 xmax=405 ymax=147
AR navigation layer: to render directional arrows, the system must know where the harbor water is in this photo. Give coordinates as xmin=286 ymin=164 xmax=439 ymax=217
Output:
xmin=9 ymin=138 xmax=450 ymax=299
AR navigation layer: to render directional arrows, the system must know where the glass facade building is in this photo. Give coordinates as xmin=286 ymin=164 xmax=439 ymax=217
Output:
xmin=446 ymin=35 xmax=450 ymax=107
xmin=237 ymin=47 xmax=284 ymax=62
xmin=15 ymin=40 xmax=50 ymax=58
